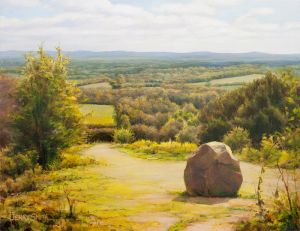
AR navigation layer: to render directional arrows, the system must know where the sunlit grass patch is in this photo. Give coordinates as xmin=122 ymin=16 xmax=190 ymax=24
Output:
xmin=80 ymin=82 xmax=112 ymax=89
xmin=80 ymin=104 xmax=115 ymax=126
xmin=187 ymin=74 xmax=265 ymax=90
xmin=157 ymin=200 xmax=230 ymax=231
xmin=238 ymin=185 xmax=257 ymax=199
xmin=2 ymin=166 xmax=159 ymax=230
xmin=210 ymin=74 xmax=264 ymax=85
xmin=1 ymin=143 xmax=259 ymax=230
xmin=120 ymin=140 xmax=197 ymax=161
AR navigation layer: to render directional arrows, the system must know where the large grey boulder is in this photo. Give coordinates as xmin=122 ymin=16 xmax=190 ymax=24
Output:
xmin=184 ymin=142 xmax=243 ymax=197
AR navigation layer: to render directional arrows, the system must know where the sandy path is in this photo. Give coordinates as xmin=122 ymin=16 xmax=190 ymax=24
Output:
xmin=83 ymin=143 xmax=294 ymax=231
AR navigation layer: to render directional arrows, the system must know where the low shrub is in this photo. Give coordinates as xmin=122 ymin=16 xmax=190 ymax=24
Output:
xmin=131 ymin=124 xmax=159 ymax=141
xmin=0 ymin=149 xmax=34 ymax=179
xmin=0 ymin=76 xmax=16 ymax=149
xmin=87 ymin=127 xmax=114 ymax=142
xmin=0 ymin=169 xmax=38 ymax=195
xmin=0 ymin=218 xmax=33 ymax=231
xmin=200 ymin=118 xmax=232 ymax=143
xmin=13 ymin=170 xmax=38 ymax=193
xmin=159 ymin=119 xmax=183 ymax=141
xmin=57 ymin=154 xmax=97 ymax=169
xmin=51 ymin=145 xmax=97 ymax=169
xmin=238 ymin=147 xmax=261 ymax=163
xmin=223 ymin=127 xmax=251 ymax=153
xmin=123 ymin=140 xmax=197 ymax=159
xmin=237 ymin=134 xmax=300 ymax=231
xmin=176 ymin=126 xmax=199 ymax=144
xmin=114 ymin=128 xmax=134 ymax=144
xmin=238 ymin=189 xmax=300 ymax=231
xmin=238 ymin=136 xmax=298 ymax=168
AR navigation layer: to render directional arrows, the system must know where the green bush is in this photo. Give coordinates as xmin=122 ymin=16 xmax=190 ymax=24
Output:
xmin=0 ymin=149 xmax=34 ymax=179
xmin=159 ymin=119 xmax=183 ymax=141
xmin=131 ymin=124 xmax=159 ymax=141
xmin=0 ymin=218 xmax=32 ymax=231
xmin=87 ymin=127 xmax=114 ymax=142
xmin=200 ymin=73 xmax=296 ymax=145
xmin=176 ymin=126 xmax=199 ymax=144
xmin=57 ymin=154 xmax=97 ymax=169
xmin=49 ymin=145 xmax=98 ymax=169
xmin=200 ymin=118 xmax=232 ymax=143
xmin=223 ymin=127 xmax=251 ymax=153
xmin=122 ymin=140 xmax=197 ymax=160
xmin=0 ymin=169 xmax=38 ymax=194
xmin=259 ymin=136 xmax=282 ymax=164
xmin=13 ymin=48 xmax=84 ymax=169
xmin=237 ymin=187 xmax=300 ymax=231
xmin=239 ymin=147 xmax=261 ymax=163
xmin=114 ymin=128 xmax=134 ymax=144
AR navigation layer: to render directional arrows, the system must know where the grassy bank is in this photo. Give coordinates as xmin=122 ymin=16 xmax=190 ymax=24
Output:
xmin=119 ymin=140 xmax=197 ymax=161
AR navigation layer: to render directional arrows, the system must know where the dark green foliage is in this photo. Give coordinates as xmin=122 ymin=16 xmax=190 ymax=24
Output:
xmin=159 ymin=119 xmax=183 ymax=141
xmin=87 ymin=127 xmax=114 ymax=142
xmin=0 ymin=218 xmax=33 ymax=231
xmin=0 ymin=76 xmax=16 ymax=148
xmin=200 ymin=119 xmax=232 ymax=143
xmin=200 ymin=73 xmax=295 ymax=144
xmin=13 ymin=48 xmax=84 ymax=169
xmin=223 ymin=127 xmax=251 ymax=153
xmin=0 ymin=149 xmax=34 ymax=180
xmin=176 ymin=126 xmax=199 ymax=143
xmin=111 ymin=86 xmax=216 ymax=142
xmin=131 ymin=124 xmax=159 ymax=141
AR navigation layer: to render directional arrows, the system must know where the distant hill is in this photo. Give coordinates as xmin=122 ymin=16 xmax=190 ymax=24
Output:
xmin=1 ymin=51 xmax=300 ymax=65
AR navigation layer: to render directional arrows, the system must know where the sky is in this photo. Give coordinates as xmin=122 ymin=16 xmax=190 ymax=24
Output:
xmin=0 ymin=0 xmax=300 ymax=53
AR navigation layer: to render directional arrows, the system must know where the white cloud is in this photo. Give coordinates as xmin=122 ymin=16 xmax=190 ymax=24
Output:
xmin=284 ymin=21 xmax=300 ymax=29
xmin=0 ymin=0 xmax=299 ymax=53
xmin=208 ymin=0 xmax=244 ymax=7
xmin=155 ymin=1 xmax=215 ymax=16
xmin=1 ymin=0 xmax=39 ymax=8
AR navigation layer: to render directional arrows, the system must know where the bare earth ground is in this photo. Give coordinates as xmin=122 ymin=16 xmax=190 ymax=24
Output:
xmin=83 ymin=143 xmax=297 ymax=231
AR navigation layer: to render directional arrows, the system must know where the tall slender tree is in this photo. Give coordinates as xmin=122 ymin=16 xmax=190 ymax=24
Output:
xmin=14 ymin=47 xmax=84 ymax=169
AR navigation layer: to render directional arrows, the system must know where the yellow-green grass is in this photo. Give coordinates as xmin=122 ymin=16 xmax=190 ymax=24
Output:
xmin=3 ymin=165 xmax=235 ymax=230
xmin=186 ymin=74 xmax=264 ymax=89
xmin=80 ymin=104 xmax=115 ymax=126
xmin=210 ymin=74 xmax=264 ymax=85
xmin=1 ymin=144 xmax=261 ymax=230
xmin=186 ymin=82 xmax=207 ymax=87
xmin=80 ymin=82 xmax=112 ymax=89
xmin=2 ymin=168 xmax=154 ymax=230
xmin=120 ymin=140 xmax=198 ymax=161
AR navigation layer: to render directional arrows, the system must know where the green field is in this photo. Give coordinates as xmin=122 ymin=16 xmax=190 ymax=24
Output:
xmin=187 ymin=74 xmax=265 ymax=89
xmin=80 ymin=104 xmax=115 ymax=126
xmin=210 ymin=74 xmax=264 ymax=85
xmin=80 ymin=82 xmax=112 ymax=89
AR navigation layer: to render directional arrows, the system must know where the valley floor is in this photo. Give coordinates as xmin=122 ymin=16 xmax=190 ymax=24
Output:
xmin=79 ymin=143 xmax=289 ymax=231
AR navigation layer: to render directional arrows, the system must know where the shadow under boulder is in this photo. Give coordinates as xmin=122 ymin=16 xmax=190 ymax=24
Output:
xmin=184 ymin=141 xmax=243 ymax=197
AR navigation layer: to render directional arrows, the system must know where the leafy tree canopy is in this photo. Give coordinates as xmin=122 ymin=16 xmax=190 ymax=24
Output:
xmin=200 ymin=72 xmax=299 ymax=145
xmin=13 ymin=47 xmax=84 ymax=169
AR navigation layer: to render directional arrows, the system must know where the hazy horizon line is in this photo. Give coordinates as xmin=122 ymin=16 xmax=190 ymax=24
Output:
xmin=1 ymin=50 xmax=300 ymax=56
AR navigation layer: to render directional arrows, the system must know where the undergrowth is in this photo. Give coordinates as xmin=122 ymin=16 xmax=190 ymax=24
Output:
xmin=120 ymin=140 xmax=197 ymax=160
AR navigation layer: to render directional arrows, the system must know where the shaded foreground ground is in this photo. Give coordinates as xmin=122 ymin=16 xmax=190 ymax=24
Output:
xmin=80 ymin=143 xmax=294 ymax=231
